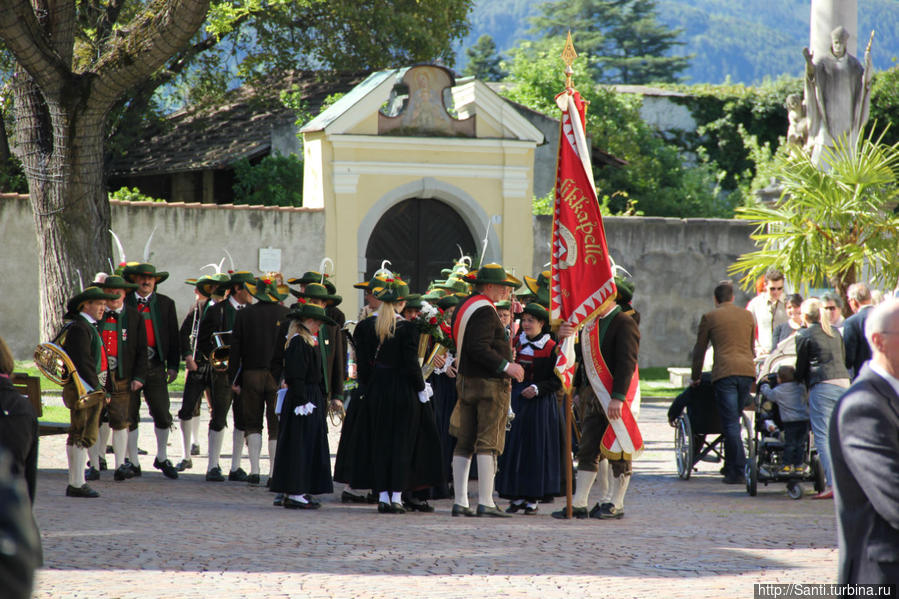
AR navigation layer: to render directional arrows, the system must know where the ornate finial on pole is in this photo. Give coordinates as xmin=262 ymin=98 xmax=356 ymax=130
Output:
xmin=562 ymin=30 xmax=577 ymax=89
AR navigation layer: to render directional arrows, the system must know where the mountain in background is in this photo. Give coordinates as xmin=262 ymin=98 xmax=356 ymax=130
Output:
xmin=456 ymin=0 xmax=899 ymax=84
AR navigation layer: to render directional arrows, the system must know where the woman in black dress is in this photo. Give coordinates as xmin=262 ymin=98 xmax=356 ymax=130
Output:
xmin=355 ymin=278 xmax=443 ymax=513
xmin=495 ymin=303 xmax=561 ymax=514
xmin=270 ymin=303 xmax=335 ymax=510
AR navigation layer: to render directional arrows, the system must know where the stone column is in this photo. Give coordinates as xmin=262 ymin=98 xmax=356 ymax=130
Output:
xmin=810 ymin=0 xmax=857 ymax=59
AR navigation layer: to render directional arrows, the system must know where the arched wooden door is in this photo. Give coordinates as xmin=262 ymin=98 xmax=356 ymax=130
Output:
xmin=365 ymin=198 xmax=477 ymax=293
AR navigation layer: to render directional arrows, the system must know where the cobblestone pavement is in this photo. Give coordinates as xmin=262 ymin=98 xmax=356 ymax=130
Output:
xmin=31 ymin=398 xmax=838 ymax=598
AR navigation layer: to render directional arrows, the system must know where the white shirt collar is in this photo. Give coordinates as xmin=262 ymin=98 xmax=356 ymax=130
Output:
xmin=868 ymin=362 xmax=899 ymax=398
xmin=229 ymin=296 xmax=243 ymax=310
xmin=80 ymin=311 xmax=98 ymax=324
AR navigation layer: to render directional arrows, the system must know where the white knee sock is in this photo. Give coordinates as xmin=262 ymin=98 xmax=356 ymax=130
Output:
xmin=72 ymin=446 xmax=87 ymax=487
xmin=208 ymin=429 xmax=224 ymax=471
xmin=595 ymin=459 xmax=611 ymax=504
xmin=476 ymin=454 xmax=497 ymax=508
xmin=66 ymin=445 xmax=78 ymax=487
xmin=154 ymin=427 xmax=169 ymax=462
xmin=230 ymin=429 xmax=245 ymax=473
xmin=452 ymin=456 xmax=472 ymax=507
xmin=573 ymin=469 xmax=598 ymax=508
xmin=127 ymin=428 xmax=141 ymax=467
xmin=98 ymin=422 xmax=111 ymax=455
xmin=379 ymin=491 xmax=390 ymax=503
xmin=268 ymin=439 xmax=277 ymax=477
xmin=180 ymin=419 xmax=192 ymax=461
xmin=112 ymin=429 xmax=128 ymax=469
xmin=87 ymin=440 xmax=102 ymax=473
xmin=390 ymin=491 xmax=402 ymax=504
xmin=190 ymin=416 xmax=201 ymax=448
xmin=611 ymin=474 xmax=631 ymax=510
xmin=247 ymin=433 xmax=263 ymax=475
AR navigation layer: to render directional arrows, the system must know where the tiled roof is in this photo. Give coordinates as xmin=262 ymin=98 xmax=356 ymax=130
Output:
xmin=108 ymin=71 xmax=368 ymax=177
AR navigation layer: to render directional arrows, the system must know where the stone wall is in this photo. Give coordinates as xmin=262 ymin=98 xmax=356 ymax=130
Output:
xmin=533 ymin=215 xmax=757 ymax=368
xmin=0 ymin=194 xmax=325 ymax=358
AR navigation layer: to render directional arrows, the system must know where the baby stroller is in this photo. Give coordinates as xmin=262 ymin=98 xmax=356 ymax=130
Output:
xmin=746 ymin=337 xmax=826 ymax=499
xmin=668 ymin=373 xmax=752 ymax=480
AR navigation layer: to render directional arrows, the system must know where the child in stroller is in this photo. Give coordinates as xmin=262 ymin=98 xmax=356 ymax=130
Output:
xmin=758 ymin=366 xmax=809 ymax=476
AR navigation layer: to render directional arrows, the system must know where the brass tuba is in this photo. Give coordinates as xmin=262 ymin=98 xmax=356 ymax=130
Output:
xmin=209 ymin=330 xmax=231 ymax=372
xmin=33 ymin=342 xmax=105 ymax=410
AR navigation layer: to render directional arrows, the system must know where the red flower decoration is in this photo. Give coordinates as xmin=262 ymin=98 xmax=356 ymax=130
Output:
xmin=262 ymin=278 xmax=272 ymax=285
xmin=429 ymin=317 xmax=438 ymax=325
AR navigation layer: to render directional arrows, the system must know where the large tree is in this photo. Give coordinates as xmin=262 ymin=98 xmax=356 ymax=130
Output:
xmin=463 ymin=34 xmax=506 ymax=82
xmin=0 ymin=0 xmax=474 ymax=341
xmin=1 ymin=0 xmax=209 ymax=340
xmin=531 ymin=0 xmax=690 ymax=84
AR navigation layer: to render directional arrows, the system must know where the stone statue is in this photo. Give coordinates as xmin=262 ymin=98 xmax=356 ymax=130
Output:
xmin=803 ymin=26 xmax=873 ymax=165
xmin=785 ymin=93 xmax=809 ymax=153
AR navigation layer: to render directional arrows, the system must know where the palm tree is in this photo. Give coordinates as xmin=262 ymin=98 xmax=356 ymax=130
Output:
xmin=729 ymin=127 xmax=899 ymax=315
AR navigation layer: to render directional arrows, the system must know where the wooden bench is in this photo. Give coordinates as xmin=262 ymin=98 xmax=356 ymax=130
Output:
xmin=10 ymin=372 xmax=69 ymax=436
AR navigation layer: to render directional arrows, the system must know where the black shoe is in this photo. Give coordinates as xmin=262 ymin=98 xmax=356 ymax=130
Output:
xmin=106 ymin=445 xmax=114 ymax=454
xmin=378 ymin=501 xmax=394 ymax=514
xmin=522 ymin=505 xmax=538 ymax=515
xmin=84 ymin=466 xmax=100 ymax=481
xmin=284 ymin=497 xmax=320 ymax=510
xmin=273 ymin=493 xmax=284 ymax=507
xmin=391 ymin=502 xmax=406 ymax=514
xmin=98 ymin=456 xmax=108 ymax=471
xmin=341 ymin=490 xmax=369 ymax=504
xmin=551 ymin=506 xmax=588 ymax=519
xmin=176 ymin=458 xmax=192 ymax=472
xmin=451 ymin=503 xmax=476 ymax=517
xmin=403 ymin=497 xmax=435 ymax=513
xmin=191 ymin=443 xmax=200 ymax=456
xmin=205 ymin=467 xmax=225 ymax=482
xmin=228 ymin=468 xmax=248 ymax=482
xmin=126 ymin=461 xmax=142 ymax=477
xmin=477 ymin=504 xmax=512 ymax=518
xmin=590 ymin=502 xmax=623 ymax=520
xmin=114 ymin=464 xmax=134 ymax=481
xmin=723 ymin=474 xmax=746 ymax=485
xmin=247 ymin=473 xmax=261 ymax=486
xmin=505 ymin=503 xmax=524 ymax=514
xmin=138 ymin=447 xmax=148 ymax=455
xmin=153 ymin=458 xmax=179 ymax=479
xmin=66 ymin=484 xmax=99 ymax=498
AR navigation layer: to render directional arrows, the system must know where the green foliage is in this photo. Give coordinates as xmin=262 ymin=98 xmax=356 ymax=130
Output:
xmin=729 ymin=126 xmax=899 ymax=300
xmin=530 ymin=0 xmax=689 ymax=84
xmin=506 ymin=38 xmax=725 ymax=217
xmin=870 ymin=67 xmax=899 ymax=147
xmin=109 ymin=187 xmax=166 ymax=203
xmin=0 ymin=155 xmax=27 ymax=193
xmin=464 ymin=35 xmax=508 ymax=81
xmin=232 ymin=153 xmax=303 ymax=207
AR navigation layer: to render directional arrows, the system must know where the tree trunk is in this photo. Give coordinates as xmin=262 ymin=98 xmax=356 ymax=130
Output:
xmin=832 ymin=267 xmax=857 ymax=319
xmin=14 ymin=72 xmax=112 ymax=341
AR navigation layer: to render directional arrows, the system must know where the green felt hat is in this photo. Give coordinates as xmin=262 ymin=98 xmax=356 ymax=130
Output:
xmin=522 ymin=302 xmax=549 ymax=323
xmin=422 ymin=288 xmax=447 ymax=302
xmin=66 ymin=286 xmax=118 ymax=316
xmin=228 ymin=271 xmax=256 ymax=286
xmin=286 ymin=302 xmax=336 ymax=326
xmin=371 ymin=278 xmax=409 ymax=303
xmin=494 ymin=300 xmax=511 ymax=311
xmin=405 ymin=294 xmax=423 ymax=309
xmin=437 ymin=295 xmax=460 ymax=310
xmin=615 ymin=276 xmax=635 ymax=305
xmin=524 ymin=270 xmax=550 ymax=296
xmin=194 ymin=273 xmax=231 ymax=298
xmin=287 ymin=271 xmax=329 ymax=286
xmin=290 ymin=282 xmax=342 ymax=306
xmin=245 ymin=277 xmax=287 ymax=303
xmin=469 ymin=263 xmax=520 ymax=287
xmin=123 ymin=263 xmax=169 ymax=284
xmin=437 ymin=277 xmax=470 ymax=295
xmin=95 ymin=275 xmax=137 ymax=290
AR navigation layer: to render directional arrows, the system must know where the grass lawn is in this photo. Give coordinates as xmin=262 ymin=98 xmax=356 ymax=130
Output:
xmin=40 ymin=405 xmax=71 ymax=424
xmin=14 ymin=360 xmax=188 ymax=394
xmin=639 ymin=366 xmax=684 ymax=399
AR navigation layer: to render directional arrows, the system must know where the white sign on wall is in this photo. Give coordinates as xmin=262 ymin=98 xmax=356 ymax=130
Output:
xmin=258 ymin=247 xmax=282 ymax=272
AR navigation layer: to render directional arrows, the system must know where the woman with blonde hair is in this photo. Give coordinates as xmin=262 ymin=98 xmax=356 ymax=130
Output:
xmin=351 ymin=276 xmax=442 ymax=513
xmin=794 ymin=298 xmax=850 ymax=500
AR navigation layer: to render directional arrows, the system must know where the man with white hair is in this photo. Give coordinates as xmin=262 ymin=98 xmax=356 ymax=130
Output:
xmin=843 ymin=282 xmax=874 ymax=380
xmin=829 ymin=299 xmax=899 ymax=583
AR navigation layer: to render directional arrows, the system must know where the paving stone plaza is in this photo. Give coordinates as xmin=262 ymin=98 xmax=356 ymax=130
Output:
xmin=30 ymin=399 xmax=838 ymax=599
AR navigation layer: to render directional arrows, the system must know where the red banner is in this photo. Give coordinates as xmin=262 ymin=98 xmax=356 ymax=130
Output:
xmin=550 ymin=90 xmax=616 ymax=329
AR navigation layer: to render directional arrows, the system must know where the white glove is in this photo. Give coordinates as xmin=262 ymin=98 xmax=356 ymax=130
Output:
xmin=294 ymin=402 xmax=317 ymax=416
xmin=425 ymin=382 xmax=433 ymax=399
xmin=418 ymin=390 xmax=429 ymax=404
